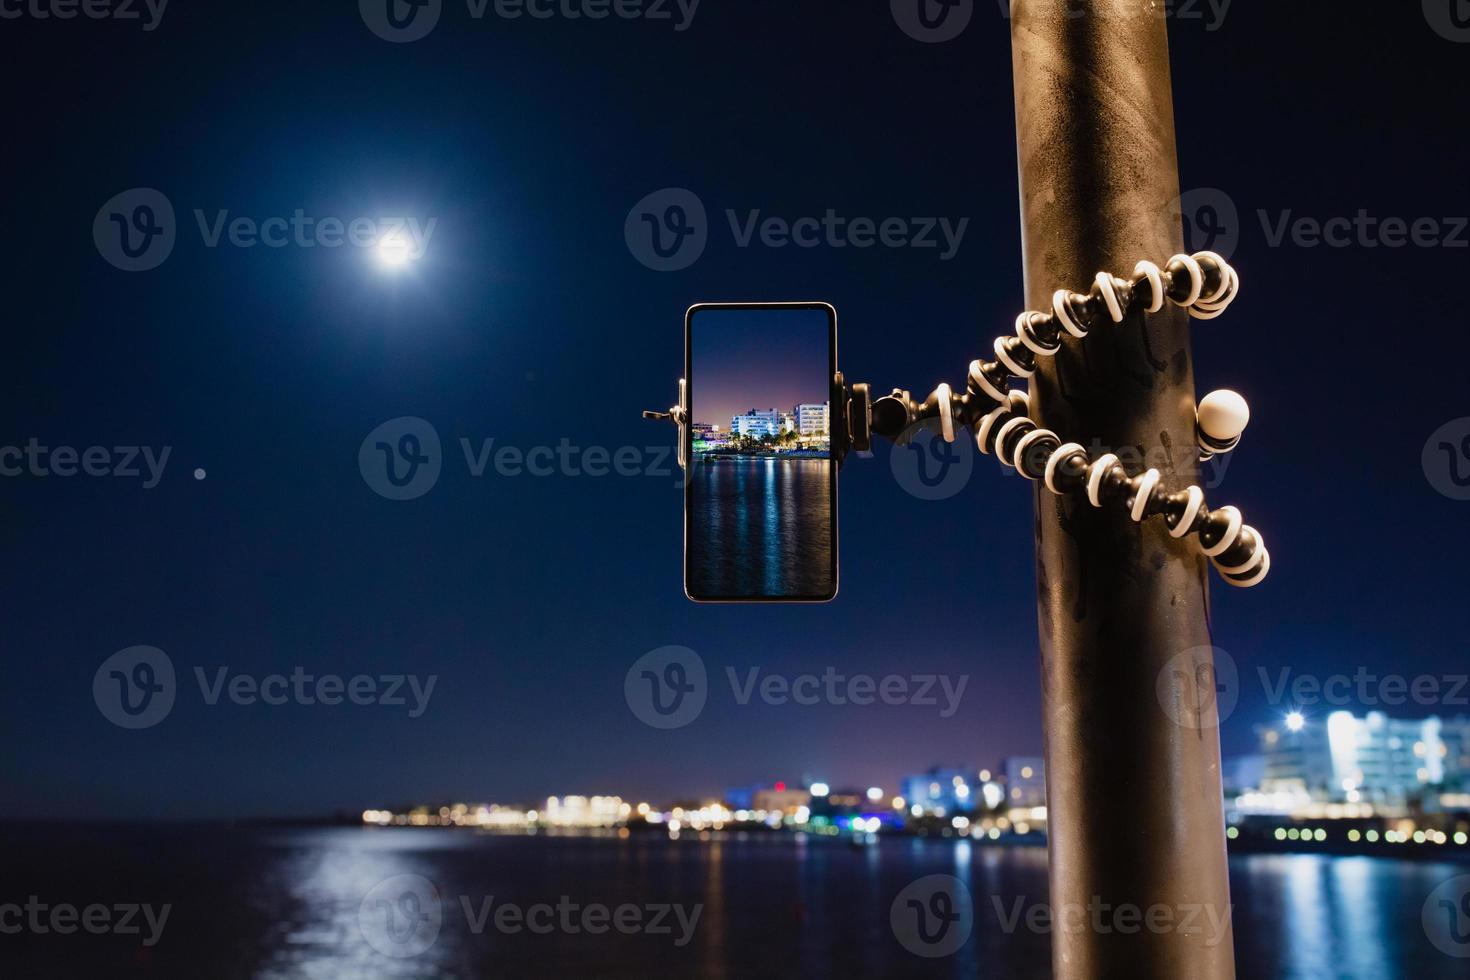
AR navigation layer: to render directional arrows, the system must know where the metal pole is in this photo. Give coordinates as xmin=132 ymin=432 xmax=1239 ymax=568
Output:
xmin=1010 ymin=2 xmax=1235 ymax=977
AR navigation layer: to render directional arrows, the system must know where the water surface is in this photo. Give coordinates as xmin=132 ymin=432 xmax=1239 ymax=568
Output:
xmin=0 ymin=825 xmax=1464 ymax=979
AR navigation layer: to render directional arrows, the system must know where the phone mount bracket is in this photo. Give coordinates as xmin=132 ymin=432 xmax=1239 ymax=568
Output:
xmin=645 ymin=250 xmax=1269 ymax=588
xmin=642 ymin=378 xmax=688 ymax=470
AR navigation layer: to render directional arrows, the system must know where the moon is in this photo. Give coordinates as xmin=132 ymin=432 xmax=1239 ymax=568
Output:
xmin=374 ymin=231 xmax=415 ymax=269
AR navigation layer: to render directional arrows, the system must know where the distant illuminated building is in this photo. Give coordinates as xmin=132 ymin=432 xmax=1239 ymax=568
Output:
xmin=1257 ymin=710 xmax=1470 ymax=811
xmin=1003 ymin=757 xmax=1046 ymax=808
xmin=901 ymin=767 xmax=977 ymax=817
xmin=724 ymin=785 xmax=759 ymax=810
xmin=541 ymin=795 xmax=626 ymax=827
xmin=752 ymin=783 xmax=812 ymax=815
xmin=1257 ymin=718 xmax=1334 ymax=808
xmin=1222 ymin=755 xmax=1266 ymax=797
xmin=810 ymin=787 xmax=864 ymax=813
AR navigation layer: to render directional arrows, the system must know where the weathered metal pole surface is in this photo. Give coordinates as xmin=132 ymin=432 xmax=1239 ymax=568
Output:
xmin=1010 ymin=1 xmax=1235 ymax=977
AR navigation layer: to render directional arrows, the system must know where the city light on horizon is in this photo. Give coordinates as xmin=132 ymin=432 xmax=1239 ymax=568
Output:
xmin=351 ymin=707 xmax=1470 ymax=866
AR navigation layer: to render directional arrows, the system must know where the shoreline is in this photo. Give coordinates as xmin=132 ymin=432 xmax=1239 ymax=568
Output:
xmin=692 ymin=452 xmax=831 ymax=461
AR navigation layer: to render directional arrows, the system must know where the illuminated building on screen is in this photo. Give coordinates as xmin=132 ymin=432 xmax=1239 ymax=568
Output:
xmin=794 ymin=403 xmax=828 ymax=436
xmin=730 ymin=409 xmax=782 ymax=437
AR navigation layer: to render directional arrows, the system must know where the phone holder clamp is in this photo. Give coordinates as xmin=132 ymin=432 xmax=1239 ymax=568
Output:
xmin=646 ymin=250 xmax=1269 ymax=588
xmin=642 ymin=378 xmax=688 ymax=470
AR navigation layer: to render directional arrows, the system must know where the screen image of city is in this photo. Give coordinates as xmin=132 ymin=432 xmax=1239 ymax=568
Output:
xmin=687 ymin=307 xmax=834 ymax=599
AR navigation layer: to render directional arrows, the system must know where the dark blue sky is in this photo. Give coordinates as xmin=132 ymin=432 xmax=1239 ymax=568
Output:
xmin=3 ymin=2 xmax=1468 ymax=819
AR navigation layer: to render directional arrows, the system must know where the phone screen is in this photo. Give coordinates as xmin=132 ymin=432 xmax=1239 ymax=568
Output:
xmin=684 ymin=303 xmax=838 ymax=602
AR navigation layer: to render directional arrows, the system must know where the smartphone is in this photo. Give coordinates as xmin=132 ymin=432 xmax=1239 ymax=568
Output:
xmin=684 ymin=302 xmax=839 ymax=602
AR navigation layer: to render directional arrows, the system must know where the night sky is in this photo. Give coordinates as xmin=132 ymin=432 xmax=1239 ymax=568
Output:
xmin=3 ymin=2 xmax=1469 ymax=820
xmin=690 ymin=307 xmax=830 ymax=428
